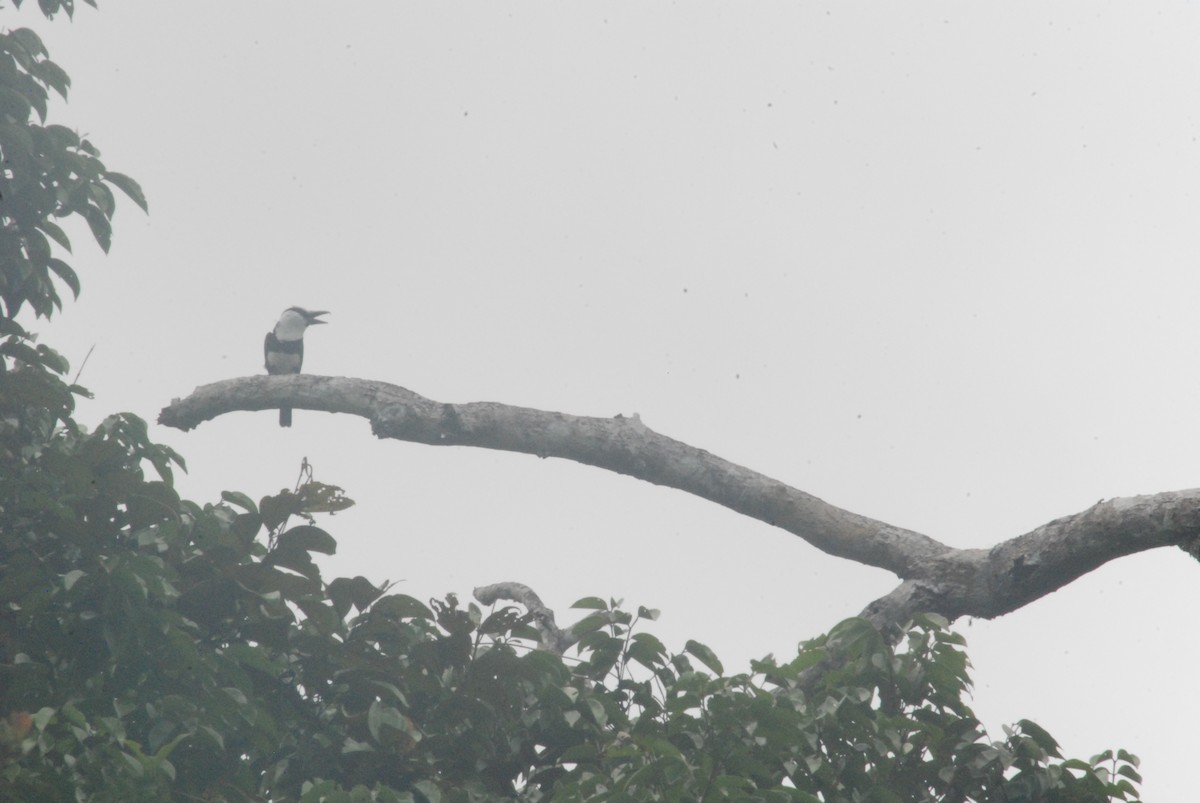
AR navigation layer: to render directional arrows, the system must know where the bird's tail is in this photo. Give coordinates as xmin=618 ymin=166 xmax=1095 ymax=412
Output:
xmin=280 ymin=407 xmax=292 ymax=427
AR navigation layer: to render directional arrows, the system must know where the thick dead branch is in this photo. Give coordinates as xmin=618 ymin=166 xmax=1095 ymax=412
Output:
xmin=474 ymin=582 xmax=575 ymax=654
xmin=160 ymin=376 xmax=1199 ymax=631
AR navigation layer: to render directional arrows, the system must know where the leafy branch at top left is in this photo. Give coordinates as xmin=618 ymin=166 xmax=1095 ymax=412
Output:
xmin=0 ymin=22 xmax=146 ymax=327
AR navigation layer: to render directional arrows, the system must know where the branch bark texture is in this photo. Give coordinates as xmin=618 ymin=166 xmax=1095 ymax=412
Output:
xmin=159 ymin=376 xmax=1198 ymax=630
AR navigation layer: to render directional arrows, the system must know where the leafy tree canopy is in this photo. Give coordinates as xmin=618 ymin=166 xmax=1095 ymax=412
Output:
xmin=0 ymin=6 xmax=1143 ymax=801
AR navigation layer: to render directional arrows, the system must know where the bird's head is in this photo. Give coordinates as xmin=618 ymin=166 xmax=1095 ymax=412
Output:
xmin=275 ymin=307 xmax=330 ymax=339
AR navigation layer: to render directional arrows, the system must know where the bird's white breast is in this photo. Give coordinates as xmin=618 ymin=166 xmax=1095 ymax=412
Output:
xmin=266 ymin=351 xmax=303 ymax=374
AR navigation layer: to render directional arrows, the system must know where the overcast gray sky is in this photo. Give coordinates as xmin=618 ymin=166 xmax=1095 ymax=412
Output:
xmin=17 ymin=3 xmax=1200 ymax=797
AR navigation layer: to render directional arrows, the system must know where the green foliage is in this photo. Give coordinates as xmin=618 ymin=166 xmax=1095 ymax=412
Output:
xmin=0 ymin=491 xmax=1149 ymax=802
xmin=10 ymin=0 xmax=98 ymax=20
xmin=0 ymin=7 xmax=1146 ymax=802
xmin=514 ymin=605 xmax=1144 ymax=803
xmin=0 ymin=14 xmax=145 ymax=322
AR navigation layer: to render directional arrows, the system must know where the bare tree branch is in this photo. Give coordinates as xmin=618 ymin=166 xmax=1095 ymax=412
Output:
xmin=474 ymin=581 xmax=576 ymax=654
xmin=160 ymin=376 xmax=1198 ymax=631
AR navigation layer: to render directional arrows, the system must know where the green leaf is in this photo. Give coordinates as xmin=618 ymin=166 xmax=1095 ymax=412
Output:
xmin=341 ymin=737 xmax=373 ymax=754
xmin=261 ymin=544 xmax=321 ymax=581
xmin=223 ymin=643 xmax=279 ymax=677
xmin=296 ymin=481 xmax=355 ymax=513
xmin=412 ymin=781 xmax=441 ymax=803
xmin=198 ymin=726 xmax=224 ymax=751
xmin=633 ymin=734 xmax=684 ymax=760
xmin=60 ymin=703 xmax=87 ymax=728
xmin=684 ymin=639 xmax=724 ymax=676
xmin=276 ymin=525 xmax=337 ymax=555
xmin=1016 ymin=719 xmax=1061 ymax=756
xmin=570 ymin=611 xmax=613 ymax=635
xmin=328 ymin=575 xmax=385 ymax=617
xmin=571 ymin=596 xmax=607 ymax=610
xmin=153 ymin=731 xmax=189 ymax=762
xmin=713 ymin=775 xmax=754 ymax=794
xmin=31 ymin=57 xmax=70 ymax=99
xmin=295 ymin=598 xmax=340 ymax=635
xmin=479 ymin=606 xmax=523 ymax=635
xmin=220 ymin=490 xmax=258 ymax=514
xmin=912 ymin=611 xmax=950 ymax=630
xmin=120 ymin=751 xmax=144 ymax=776
xmin=631 ymin=631 xmax=666 ymax=653
xmin=366 ymin=700 xmax=408 ymax=742
xmin=628 ymin=636 xmax=669 ymax=674
xmin=584 ymin=698 xmax=606 ymax=726
xmin=0 ymin=86 xmax=33 ymax=123
xmin=44 ymin=123 xmax=80 ymax=149
xmin=221 ymin=687 xmax=248 ymax=707
xmin=10 ymin=28 xmax=48 ymax=58
xmin=37 ymin=220 xmax=72 ymax=252
xmin=31 ymin=707 xmax=55 ymax=730
xmin=244 ymin=566 xmax=319 ymax=602
xmin=89 ymin=177 xmax=116 ymax=217
xmin=560 ymin=743 xmax=600 ymax=763
xmin=82 ymin=203 xmax=111 ymax=251
xmin=637 ymin=605 xmax=660 ymax=621
xmin=370 ymin=594 xmax=434 ymax=621
xmin=36 ymin=343 xmax=69 ymax=374
xmin=104 ymin=170 xmax=148 ymax=213
xmin=259 ymin=489 xmax=303 ymax=530
xmin=369 ymin=680 xmax=409 ymax=706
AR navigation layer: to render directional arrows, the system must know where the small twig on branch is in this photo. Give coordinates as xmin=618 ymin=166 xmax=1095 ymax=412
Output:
xmin=71 ymin=343 xmax=96 ymax=385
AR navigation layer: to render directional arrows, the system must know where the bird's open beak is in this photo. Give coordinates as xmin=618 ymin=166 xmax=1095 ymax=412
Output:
xmin=305 ymin=310 xmax=329 ymax=324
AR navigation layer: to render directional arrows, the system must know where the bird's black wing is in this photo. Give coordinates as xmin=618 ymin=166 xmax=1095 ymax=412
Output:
xmin=264 ymin=331 xmax=304 ymax=374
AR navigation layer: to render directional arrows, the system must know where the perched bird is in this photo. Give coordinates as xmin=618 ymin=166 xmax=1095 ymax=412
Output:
xmin=264 ymin=307 xmax=328 ymax=427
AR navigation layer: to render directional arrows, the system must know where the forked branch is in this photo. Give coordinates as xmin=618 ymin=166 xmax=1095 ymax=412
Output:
xmin=159 ymin=375 xmax=1198 ymax=631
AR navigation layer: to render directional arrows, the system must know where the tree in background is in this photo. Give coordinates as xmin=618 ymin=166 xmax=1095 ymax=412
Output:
xmin=0 ymin=5 xmax=1144 ymax=801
